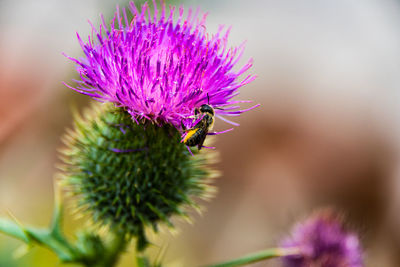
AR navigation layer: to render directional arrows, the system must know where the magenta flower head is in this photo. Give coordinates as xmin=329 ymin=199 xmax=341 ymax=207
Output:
xmin=280 ymin=210 xmax=364 ymax=267
xmin=64 ymin=1 xmax=257 ymax=136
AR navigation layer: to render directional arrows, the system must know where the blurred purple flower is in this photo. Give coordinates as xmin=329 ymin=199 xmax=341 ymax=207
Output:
xmin=65 ymin=1 xmax=257 ymax=131
xmin=281 ymin=211 xmax=363 ymax=267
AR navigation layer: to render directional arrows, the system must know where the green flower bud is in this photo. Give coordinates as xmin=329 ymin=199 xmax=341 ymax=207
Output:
xmin=59 ymin=103 xmax=216 ymax=250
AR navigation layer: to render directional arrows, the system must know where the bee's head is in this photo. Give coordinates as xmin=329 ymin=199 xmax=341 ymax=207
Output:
xmin=200 ymin=104 xmax=214 ymax=116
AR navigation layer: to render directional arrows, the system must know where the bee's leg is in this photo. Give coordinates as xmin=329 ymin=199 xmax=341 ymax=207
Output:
xmin=185 ymin=115 xmax=199 ymax=119
xmin=197 ymin=134 xmax=207 ymax=150
xmin=181 ymin=121 xmax=186 ymax=131
xmin=181 ymin=122 xmax=197 ymax=133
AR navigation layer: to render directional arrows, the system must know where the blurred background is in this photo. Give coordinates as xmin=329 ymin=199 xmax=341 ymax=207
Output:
xmin=1 ymin=0 xmax=400 ymax=266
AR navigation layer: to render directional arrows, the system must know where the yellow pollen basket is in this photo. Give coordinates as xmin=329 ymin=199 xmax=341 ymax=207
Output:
xmin=184 ymin=129 xmax=198 ymax=143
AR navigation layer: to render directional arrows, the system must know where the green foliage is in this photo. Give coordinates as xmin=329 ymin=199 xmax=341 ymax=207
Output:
xmin=60 ymin=103 xmax=215 ymax=250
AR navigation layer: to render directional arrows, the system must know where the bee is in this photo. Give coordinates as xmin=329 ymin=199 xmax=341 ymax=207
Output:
xmin=182 ymin=104 xmax=215 ymax=150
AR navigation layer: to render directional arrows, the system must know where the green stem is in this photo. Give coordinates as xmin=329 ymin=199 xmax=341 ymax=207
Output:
xmin=95 ymin=230 xmax=128 ymax=267
xmin=0 ymin=218 xmax=130 ymax=267
xmin=205 ymin=247 xmax=299 ymax=267
xmin=0 ymin=218 xmax=82 ymax=262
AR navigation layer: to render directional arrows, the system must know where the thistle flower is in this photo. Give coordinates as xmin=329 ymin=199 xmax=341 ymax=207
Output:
xmin=62 ymin=0 xmax=256 ymax=252
xmin=280 ymin=211 xmax=363 ymax=267
xmin=64 ymin=1 xmax=257 ymax=132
